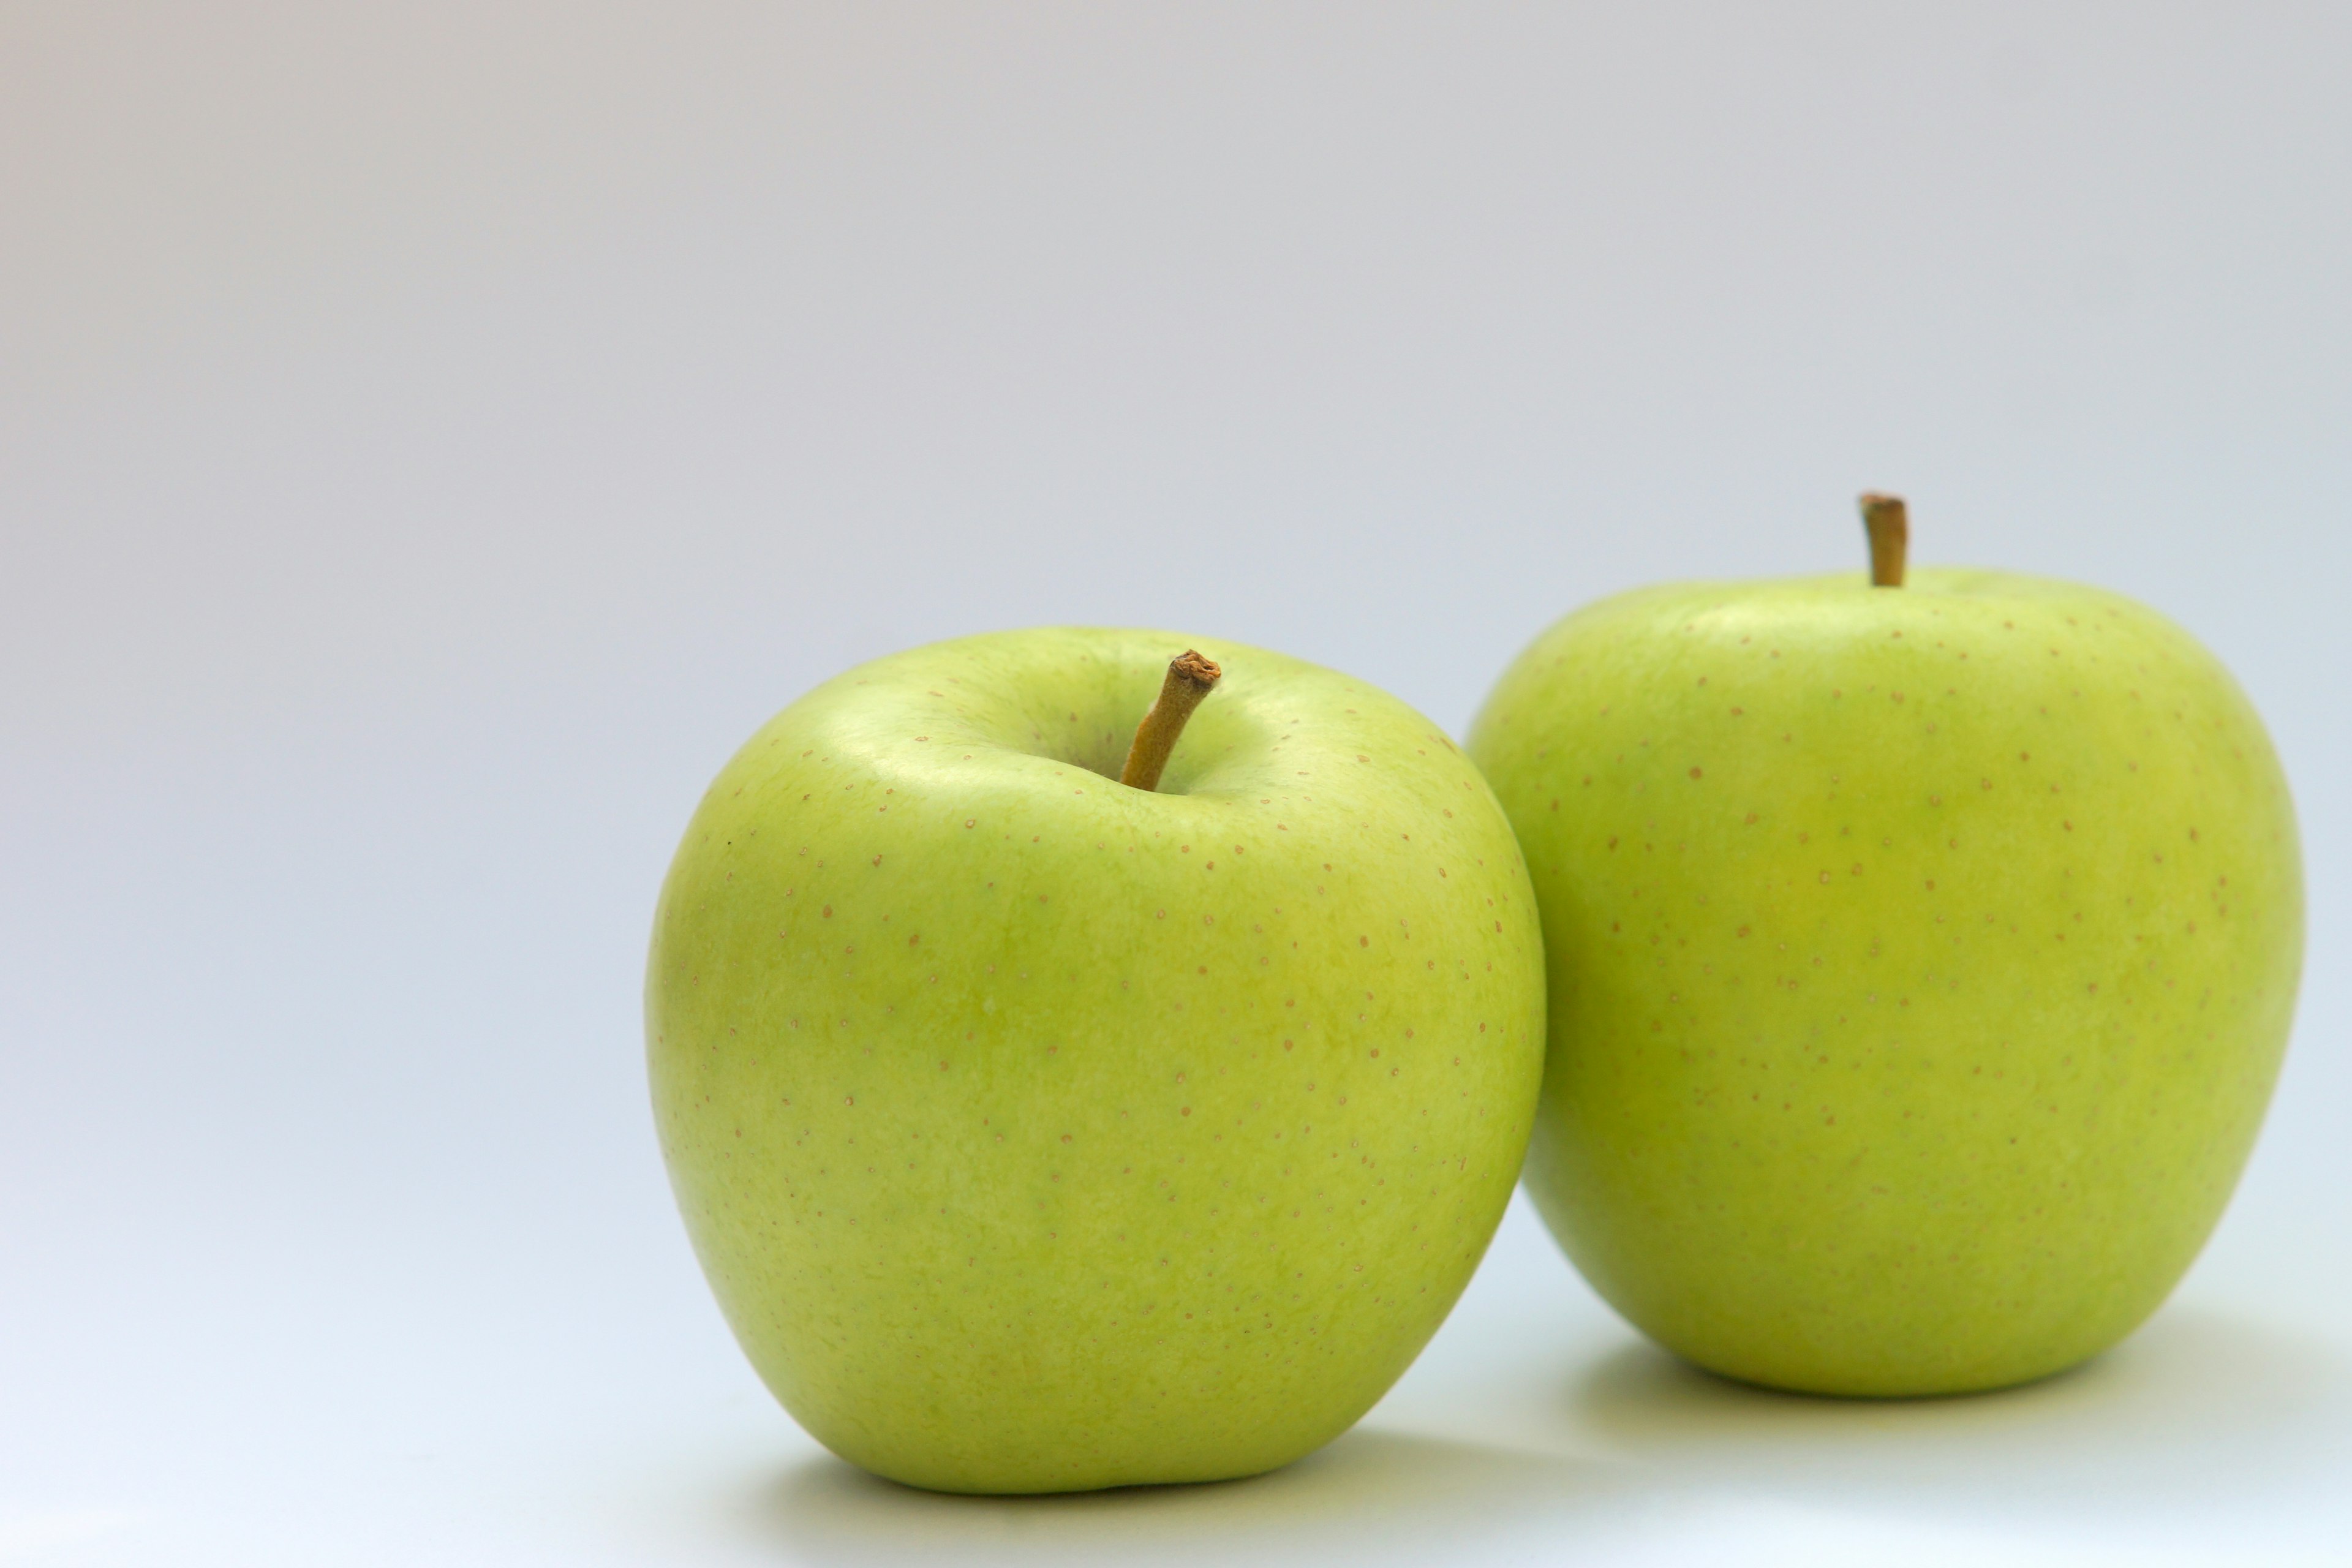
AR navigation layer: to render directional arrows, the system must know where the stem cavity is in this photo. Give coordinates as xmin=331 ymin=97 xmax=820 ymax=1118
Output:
xmin=1120 ymin=650 xmax=1223 ymax=792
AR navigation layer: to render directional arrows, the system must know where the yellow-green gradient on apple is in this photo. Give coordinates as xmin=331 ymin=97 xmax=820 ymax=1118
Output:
xmin=649 ymin=630 xmax=1545 ymax=1492
xmin=1469 ymin=518 xmax=2301 ymax=1397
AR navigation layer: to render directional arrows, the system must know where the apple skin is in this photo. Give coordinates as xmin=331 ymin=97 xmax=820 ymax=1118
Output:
xmin=649 ymin=628 xmax=1544 ymax=1492
xmin=1468 ymin=569 xmax=2301 ymax=1396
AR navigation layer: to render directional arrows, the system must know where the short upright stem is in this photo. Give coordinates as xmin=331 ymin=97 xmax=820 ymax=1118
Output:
xmin=1860 ymin=492 xmax=1909 ymax=587
xmin=1120 ymin=650 xmax=1223 ymax=791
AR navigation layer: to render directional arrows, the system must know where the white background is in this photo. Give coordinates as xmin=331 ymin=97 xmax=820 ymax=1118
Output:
xmin=4 ymin=4 xmax=2348 ymax=1562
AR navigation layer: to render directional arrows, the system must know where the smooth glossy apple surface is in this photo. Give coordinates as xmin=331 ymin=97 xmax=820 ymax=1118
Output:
xmin=649 ymin=629 xmax=1544 ymax=1491
xmin=1469 ymin=570 xmax=2301 ymax=1396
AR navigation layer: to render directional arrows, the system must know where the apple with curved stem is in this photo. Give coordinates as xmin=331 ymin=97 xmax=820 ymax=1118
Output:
xmin=1468 ymin=497 xmax=2302 ymax=1396
xmin=649 ymin=629 xmax=1545 ymax=1491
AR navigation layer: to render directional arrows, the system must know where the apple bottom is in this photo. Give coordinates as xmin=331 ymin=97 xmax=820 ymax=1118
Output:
xmin=662 ymin=1055 xmax=1533 ymax=1493
xmin=1523 ymin=1077 xmax=2271 ymax=1401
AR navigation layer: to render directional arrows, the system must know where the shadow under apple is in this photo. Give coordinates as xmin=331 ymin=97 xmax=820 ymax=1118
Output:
xmin=1566 ymin=1304 xmax=2350 ymax=1520
xmin=753 ymin=1427 xmax=1643 ymax=1567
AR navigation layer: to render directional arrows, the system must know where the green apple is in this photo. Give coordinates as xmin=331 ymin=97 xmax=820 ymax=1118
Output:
xmin=647 ymin=628 xmax=1545 ymax=1491
xmin=1468 ymin=507 xmax=2302 ymax=1396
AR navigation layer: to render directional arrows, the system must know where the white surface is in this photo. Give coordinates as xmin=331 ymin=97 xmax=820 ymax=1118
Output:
xmin=5 ymin=4 xmax=2350 ymax=1563
xmin=9 ymin=1194 xmax=2352 ymax=1567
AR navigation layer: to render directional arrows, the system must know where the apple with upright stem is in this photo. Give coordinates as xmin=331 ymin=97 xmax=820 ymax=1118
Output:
xmin=1468 ymin=498 xmax=2302 ymax=1396
xmin=649 ymin=629 xmax=1545 ymax=1490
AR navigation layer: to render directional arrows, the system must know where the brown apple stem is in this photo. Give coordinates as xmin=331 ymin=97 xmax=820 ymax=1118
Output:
xmin=1860 ymin=492 xmax=1909 ymax=587
xmin=1120 ymin=650 xmax=1223 ymax=791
